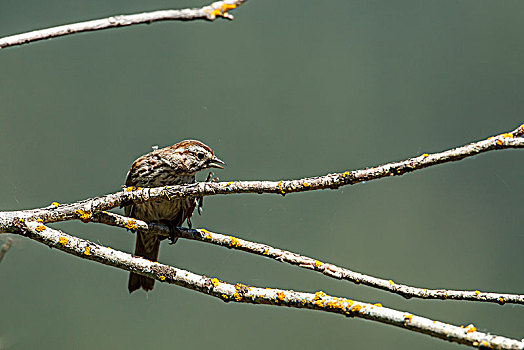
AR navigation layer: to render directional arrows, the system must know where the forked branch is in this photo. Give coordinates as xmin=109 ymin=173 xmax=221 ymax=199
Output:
xmin=92 ymin=211 xmax=524 ymax=305
xmin=15 ymin=220 xmax=523 ymax=350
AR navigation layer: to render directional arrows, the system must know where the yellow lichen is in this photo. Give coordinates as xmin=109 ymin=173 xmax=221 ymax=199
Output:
xmin=221 ymin=294 xmax=229 ymax=300
xmin=124 ymin=220 xmax=138 ymax=230
xmin=58 ymin=237 xmax=68 ymax=246
xmin=75 ymin=209 xmax=90 ymax=223
xmin=474 ymin=290 xmax=480 ymax=296
xmin=465 ymin=324 xmax=477 ymax=333
xmin=498 ymin=297 xmax=505 ymax=304
xmin=200 ymin=228 xmax=212 ymax=239
xmin=211 ymin=278 xmax=220 ymax=288
xmin=480 ymin=341 xmax=489 ymax=347
xmin=158 ymin=275 xmax=166 ymax=281
xmin=263 ymin=249 xmax=269 ymax=255
xmin=422 ymin=153 xmax=429 ymax=157
xmin=207 ymin=3 xmax=237 ymax=18
xmin=233 ymin=293 xmax=242 ymax=301
xmin=51 ymin=202 xmax=60 ymax=208
xmin=302 ymin=182 xmax=310 ymax=188
xmin=501 ymin=133 xmax=513 ymax=138
xmin=389 ymin=280 xmax=394 ymax=285
xmin=374 ymin=303 xmax=382 ymax=307
xmin=229 ymin=236 xmax=241 ymax=247
xmin=314 ymin=291 xmax=326 ymax=300
xmin=83 ymin=246 xmax=91 ymax=255
xmin=226 ymin=182 xmax=232 ymax=186
xmin=276 ymin=291 xmax=285 ymax=301
xmin=36 ymin=218 xmax=43 ymax=222
xmin=35 ymin=225 xmax=46 ymax=232
xmin=472 ymin=341 xmax=479 ymax=347
xmin=342 ymin=171 xmax=350 ymax=177
xmin=314 ymin=260 xmax=323 ymax=268
xmin=404 ymin=314 xmax=413 ymax=322
xmin=350 ymin=304 xmax=361 ymax=312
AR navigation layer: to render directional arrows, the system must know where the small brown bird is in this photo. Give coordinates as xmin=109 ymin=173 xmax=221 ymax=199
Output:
xmin=124 ymin=140 xmax=225 ymax=293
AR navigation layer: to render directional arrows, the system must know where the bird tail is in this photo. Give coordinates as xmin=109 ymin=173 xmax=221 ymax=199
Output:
xmin=128 ymin=232 xmax=160 ymax=293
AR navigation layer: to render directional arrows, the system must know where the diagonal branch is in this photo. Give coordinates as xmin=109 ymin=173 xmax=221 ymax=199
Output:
xmin=0 ymin=125 xmax=522 ymax=230
xmin=17 ymin=220 xmax=524 ymax=350
xmin=0 ymin=0 xmax=246 ymax=49
xmin=92 ymin=211 xmax=524 ymax=306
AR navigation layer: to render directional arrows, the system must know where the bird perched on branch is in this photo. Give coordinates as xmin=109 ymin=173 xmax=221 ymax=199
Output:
xmin=124 ymin=140 xmax=225 ymax=293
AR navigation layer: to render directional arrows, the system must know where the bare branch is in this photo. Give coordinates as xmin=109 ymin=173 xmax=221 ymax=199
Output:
xmin=0 ymin=0 xmax=246 ymax=49
xmin=17 ymin=220 xmax=524 ymax=350
xmin=0 ymin=125 xmax=522 ymax=230
xmin=0 ymin=237 xmax=13 ymax=263
xmin=92 ymin=211 xmax=524 ymax=306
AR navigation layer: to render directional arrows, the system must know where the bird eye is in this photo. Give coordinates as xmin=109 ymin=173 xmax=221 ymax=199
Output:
xmin=197 ymin=152 xmax=205 ymax=160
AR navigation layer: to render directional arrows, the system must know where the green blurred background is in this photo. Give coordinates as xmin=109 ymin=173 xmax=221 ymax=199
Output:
xmin=0 ymin=0 xmax=523 ymax=348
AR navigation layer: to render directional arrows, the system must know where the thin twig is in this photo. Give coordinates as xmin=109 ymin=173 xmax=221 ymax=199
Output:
xmin=92 ymin=211 xmax=524 ymax=306
xmin=0 ymin=125 xmax=522 ymax=230
xmin=18 ymin=221 xmax=523 ymax=350
xmin=0 ymin=237 xmax=13 ymax=263
xmin=0 ymin=0 xmax=246 ymax=49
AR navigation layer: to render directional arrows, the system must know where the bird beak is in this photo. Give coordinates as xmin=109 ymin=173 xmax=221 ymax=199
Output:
xmin=207 ymin=156 xmax=226 ymax=169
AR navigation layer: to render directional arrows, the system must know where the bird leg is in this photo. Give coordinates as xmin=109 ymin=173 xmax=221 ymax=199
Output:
xmin=198 ymin=171 xmax=219 ymax=215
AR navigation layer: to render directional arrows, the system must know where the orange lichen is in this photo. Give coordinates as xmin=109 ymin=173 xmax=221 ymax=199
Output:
xmin=496 ymin=139 xmax=503 ymax=145
xmin=480 ymin=341 xmax=489 ymax=347
xmin=51 ymin=202 xmax=60 ymax=208
xmin=83 ymin=246 xmax=91 ymax=256
xmin=75 ymin=209 xmax=90 ymax=223
xmin=229 ymin=236 xmax=241 ymax=247
xmin=276 ymin=292 xmax=285 ymax=301
xmin=125 ymin=186 xmax=134 ymax=192
xmin=302 ymin=182 xmax=310 ymax=188
xmin=465 ymin=324 xmax=477 ymax=333
xmin=350 ymin=304 xmax=361 ymax=312
xmin=211 ymin=278 xmax=220 ymax=288
xmin=404 ymin=314 xmax=413 ymax=322
xmin=58 ymin=237 xmax=68 ymax=246
xmin=207 ymin=2 xmax=237 ymax=18
xmin=158 ymin=275 xmax=166 ymax=281
xmin=263 ymin=249 xmax=269 ymax=255
xmin=498 ymin=297 xmax=505 ymax=304
xmin=35 ymin=225 xmax=46 ymax=232
xmin=124 ymin=220 xmax=138 ymax=230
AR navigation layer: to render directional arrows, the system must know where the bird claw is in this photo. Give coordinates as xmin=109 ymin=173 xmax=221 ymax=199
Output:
xmin=168 ymin=228 xmax=180 ymax=245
